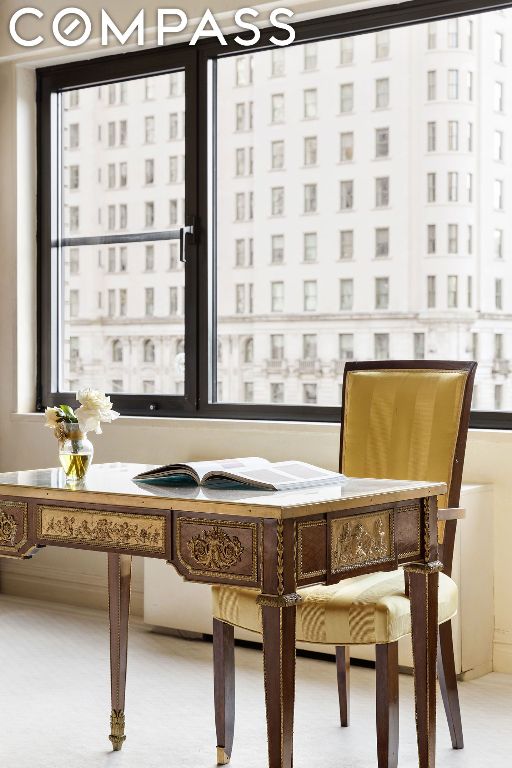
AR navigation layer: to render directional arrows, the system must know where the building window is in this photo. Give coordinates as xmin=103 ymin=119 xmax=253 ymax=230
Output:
xmin=339 ymin=38 xmax=353 ymax=65
xmin=448 ymin=121 xmax=459 ymax=150
xmin=375 ymin=228 xmax=389 ymax=258
xmin=495 ymin=385 xmax=503 ymax=411
xmin=340 ymin=132 xmax=354 ymax=161
xmin=271 ymin=49 xmax=285 ymax=77
xmin=427 ymin=172 xmax=436 ymax=203
xmin=145 ymin=116 xmax=155 ymax=143
xmin=303 ymin=334 xmax=317 ymax=360
xmin=69 ymin=290 xmax=79 ymax=317
xmin=271 ymin=281 xmax=284 ymax=312
xmin=169 ymin=286 xmax=179 ymax=315
xmin=375 ymin=127 xmax=389 ymax=157
xmin=447 ymin=275 xmax=458 ymax=308
xmin=145 ymin=287 xmax=154 ymax=316
xmin=448 ymin=19 xmax=459 ymax=47
xmin=340 ymin=230 xmax=354 ymax=260
xmin=495 ymin=179 xmax=504 ymax=209
xmin=496 ymin=278 xmax=503 ymax=310
xmin=304 ymin=184 xmax=317 ymax=213
xmin=235 ymin=55 xmax=253 ymax=86
xmin=427 ymin=23 xmax=437 ymax=49
xmin=494 ymin=81 xmax=504 ymax=111
xmin=340 ymin=83 xmax=354 ymax=113
xmin=448 ymin=69 xmax=459 ymax=99
xmin=414 ymin=333 xmax=425 ymax=360
xmin=340 ymin=181 xmax=354 ymax=210
xmin=118 ymin=289 xmax=127 ymax=317
xmin=303 ymin=383 xmax=317 ymax=404
xmin=270 ymin=334 xmax=284 ymax=360
xmin=271 ymin=234 xmax=284 ymax=264
xmin=467 ymin=275 xmax=473 ymax=307
xmin=427 ymin=224 xmax=436 ymax=254
xmin=145 ymin=245 xmax=154 ymax=271
xmin=427 ymin=275 xmax=436 ymax=308
xmin=243 ymin=337 xmax=254 ymax=363
xmin=495 ymin=229 xmax=504 ymax=259
xmin=375 ymin=30 xmax=390 ymax=59
xmin=270 ymin=383 xmax=284 ymax=403
xmin=303 ymin=280 xmax=317 ymax=311
xmin=374 ymin=333 xmax=389 ymax=360
xmin=271 ymin=93 xmax=285 ymax=123
xmin=145 ymin=202 xmax=155 ymax=228
xmin=494 ymin=130 xmax=504 ymax=161
xmin=495 ymin=333 xmax=503 ymax=360
xmin=448 ymin=171 xmax=458 ymax=202
xmin=303 ymin=88 xmax=318 ymax=119
xmin=143 ymin=339 xmax=155 ymax=363
xmin=375 ymin=277 xmax=389 ymax=309
xmin=339 ymin=279 xmax=354 ymax=310
xmin=448 ymin=223 xmax=459 ymax=253
xmin=375 ymin=177 xmax=389 ymax=207
xmin=375 ymin=78 xmax=389 ymax=109
xmin=272 ymin=140 xmax=285 ymax=169
xmin=69 ymin=248 xmax=79 ymax=275
xmin=427 ymin=121 xmax=436 ymax=151
xmin=304 ymin=136 xmax=317 ymax=166
xmin=339 ymin=333 xmax=354 ymax=360
xmin=271 ymin=187 xmax=284 ymax=216
xmin=495 ymin=32 xmax=504 ymax=64
xmin=303 ymin=233 xmax=317 ymax=263
xmin=427 ymin=71 xmax=436 ymax=100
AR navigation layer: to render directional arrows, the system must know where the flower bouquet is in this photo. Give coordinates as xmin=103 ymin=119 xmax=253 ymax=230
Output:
xmin=45 ymin=389 xmax=119 ymax=481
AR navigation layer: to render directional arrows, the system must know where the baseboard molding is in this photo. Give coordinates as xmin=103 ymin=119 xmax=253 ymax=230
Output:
xmin=0 ymin=563 xmax=143 ymax=617
xmin=493 ymin=641 xmax=512 ymax=674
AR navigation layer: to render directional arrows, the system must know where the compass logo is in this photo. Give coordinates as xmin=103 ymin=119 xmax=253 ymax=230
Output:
xmin=9 ymin=7 xmax=295 ymax=48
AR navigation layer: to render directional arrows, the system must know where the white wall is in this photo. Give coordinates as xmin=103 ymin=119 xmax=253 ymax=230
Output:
xmin=0 ymin=0 xmax=510 ymax=672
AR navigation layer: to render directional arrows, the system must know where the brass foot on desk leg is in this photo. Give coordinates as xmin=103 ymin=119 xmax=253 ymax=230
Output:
xmin=109 ymin=709 xmax=126 ymax=751
xmin=217 ymin=746 xmax=231 ymax=765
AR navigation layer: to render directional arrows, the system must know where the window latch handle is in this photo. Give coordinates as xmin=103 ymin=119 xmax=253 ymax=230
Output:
xmin=179 ymin=217 xmax=198 ymax=264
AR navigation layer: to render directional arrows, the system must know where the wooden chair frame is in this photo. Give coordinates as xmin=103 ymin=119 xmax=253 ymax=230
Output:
xmin=213 ymin=359 xmax=477 ymax=768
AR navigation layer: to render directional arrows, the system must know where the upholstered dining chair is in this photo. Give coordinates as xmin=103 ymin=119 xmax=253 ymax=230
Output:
xmin=211 ymin=360 xmax=476 ymax=768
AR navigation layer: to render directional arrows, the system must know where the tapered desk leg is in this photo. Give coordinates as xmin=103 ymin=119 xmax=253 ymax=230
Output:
xmin=260 ymin=600 xmax=298 ymax=768
xmin=108 ymin=553 xmax=132 ymax=751
xmin=406 ymin=562 xmax=442 ymax=768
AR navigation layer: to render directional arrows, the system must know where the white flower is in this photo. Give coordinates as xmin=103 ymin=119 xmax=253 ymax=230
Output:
xmin=75 ymin=388 xmax=120 ymax=435
xmin=44 ymin=407 xmax=61 ymax=429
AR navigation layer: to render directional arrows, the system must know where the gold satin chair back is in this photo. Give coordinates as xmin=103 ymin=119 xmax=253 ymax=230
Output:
xmin=340 ymin=362 xmax=476 ymax=512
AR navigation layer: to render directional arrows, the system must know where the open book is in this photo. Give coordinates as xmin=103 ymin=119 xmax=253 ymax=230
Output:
xmin=133 ymin=457 xmax=345 ymax=492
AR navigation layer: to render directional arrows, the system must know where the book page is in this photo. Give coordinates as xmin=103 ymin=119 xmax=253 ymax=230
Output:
xmin=183 ymin=457 xmax=270 ymax=483
xmin=214 ymin=462 xmax=344 ymax=491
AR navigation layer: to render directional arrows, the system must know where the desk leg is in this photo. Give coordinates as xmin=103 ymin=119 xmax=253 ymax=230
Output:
xmin=108 ymin=553 xmax=132 ymax=751
xmin=260 ymin=601 xmax=297 ymax=768
xmin=406 ymin=563 xmax=441 ymax=768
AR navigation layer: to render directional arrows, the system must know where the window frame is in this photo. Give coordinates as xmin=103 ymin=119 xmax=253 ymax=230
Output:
xmin=37 ymin=0 xmax=512 ymax=428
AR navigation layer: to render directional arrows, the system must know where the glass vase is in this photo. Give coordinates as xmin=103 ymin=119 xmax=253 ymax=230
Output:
xmin=58 ymin=423 xmax=94 ymax=481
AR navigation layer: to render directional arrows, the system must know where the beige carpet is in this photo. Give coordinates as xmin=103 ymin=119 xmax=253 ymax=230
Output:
xmin=0 ymin=595 xmax=510 ymax=767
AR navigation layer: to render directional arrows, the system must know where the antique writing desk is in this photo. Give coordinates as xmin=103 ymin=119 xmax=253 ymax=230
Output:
xmin=0 ymin=463 xmax=446 ymax=768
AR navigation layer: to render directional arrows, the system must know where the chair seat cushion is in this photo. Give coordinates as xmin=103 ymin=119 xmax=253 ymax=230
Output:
xmin=212 ymin=570 xmax=457 ymax=645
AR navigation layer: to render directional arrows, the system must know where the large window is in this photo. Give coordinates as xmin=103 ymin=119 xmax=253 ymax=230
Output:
xmin=38 ymin=3 xmax=512 ymax=425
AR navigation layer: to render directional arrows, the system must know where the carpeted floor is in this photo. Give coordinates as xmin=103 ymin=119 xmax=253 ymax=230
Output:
xmin=0 ymin=595 xmax=510 ymax=767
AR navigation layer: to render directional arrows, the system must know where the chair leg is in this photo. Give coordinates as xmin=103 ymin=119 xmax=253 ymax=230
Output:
xmin=437 ymin=619 xmax=464 ymax=749
xmin=336 ymin=646 xmax=350 ymax=726
xmin=375 ymin=642 xmax=399 ymax=768
xmin=213 ymin=619 xmax=235 ymax=765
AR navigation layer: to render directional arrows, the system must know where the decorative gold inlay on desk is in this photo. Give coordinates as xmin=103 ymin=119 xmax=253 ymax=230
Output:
xmin=187 ymin=526 xmax=244 ymax=571
xmin=0 ymin=511 xmax=17 ymax=546
xmin=331 ymin=510 xmax=393 ymax=572
xmin=176 ymin=516 xmax=259 ymax=582
xmin=38 ymin=506 xmax=166 ymax=554
xmin=0 ymin=500 xmax=28 ymax=556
